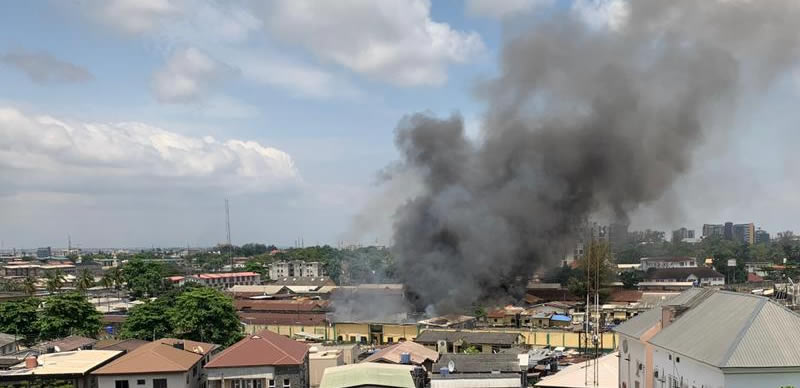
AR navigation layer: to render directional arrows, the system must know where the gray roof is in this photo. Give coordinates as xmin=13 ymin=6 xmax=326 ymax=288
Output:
xmin=0 ymin=334 xmax=17 ymax=348
xmin=649 ymin=291 xmax=800 ymax=368
xmin=415 ymin=331 xmax=520 ymax=346
xmin=433 ymin=354 xmax=521 ymax=373
xmin=615 ymin=288 xmax=713 ymax=339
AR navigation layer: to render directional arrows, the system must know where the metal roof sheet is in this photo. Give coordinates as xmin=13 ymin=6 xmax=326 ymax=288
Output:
xmin=649 ymin=291 xmax=800 ymax=368
xmin=320 ymin=363 xmax=416 ymax=388
xmin=613 ymin=306 xmax=661 ymax=339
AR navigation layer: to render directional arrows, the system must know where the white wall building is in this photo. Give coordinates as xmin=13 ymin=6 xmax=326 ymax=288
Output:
xmin=616 ymin=289 xmax=800 ymax=388
xmin=268 ymin=261 xmax=324 ymax=280
xmin=640 ymin=257 xmax=697 ymax=272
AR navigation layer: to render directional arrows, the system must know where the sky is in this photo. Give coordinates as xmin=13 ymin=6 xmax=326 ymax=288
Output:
xmin=1 ymin=0 xmax=800 ymax=249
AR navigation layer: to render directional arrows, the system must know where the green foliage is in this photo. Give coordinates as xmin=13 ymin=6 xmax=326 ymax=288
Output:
xmin=169 ymin=287 xmax=243 ymax=346
xmin=543 ymin=265 xmax=581 ymax=287
xmin=0 ymin=298 xmax=41 ymax=345
xmin=619 ymin=271 xmax=644 ymax=289
xmin=244 ymin=260 xmax=267 ymax=278
xmin=120 ymin=299 xmax=173 ymax=340
xmin=463 ymin=345 xmax=480 ymax=354
xmin=45 ymin=270 xmax=66 ymax=294
xmin=76 ymin=269 xmax=95 ymax=293
xmin=568 ymin=241 xmax=613 ymax=300
xmin=39 ymin=292 xmax=102 ymax=340
xmin=23 ymin=276 xmax=37 ymax=296
xmin=122 ymin=259 xmax=169 ymax=299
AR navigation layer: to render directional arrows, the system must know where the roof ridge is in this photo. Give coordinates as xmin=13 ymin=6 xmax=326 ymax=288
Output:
xmin=260 ymin=335 xmax=302 ymax=363
xmin=719 ymin=297 xmax=768 ymax=367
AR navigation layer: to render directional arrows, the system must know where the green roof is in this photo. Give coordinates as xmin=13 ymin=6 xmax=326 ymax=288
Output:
xmin=320 ymin=363 xmax=416 ymax=388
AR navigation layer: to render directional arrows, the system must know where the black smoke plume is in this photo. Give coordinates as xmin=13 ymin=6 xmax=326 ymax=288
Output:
xmin=389 ymin=0 xmax=800 ymax=313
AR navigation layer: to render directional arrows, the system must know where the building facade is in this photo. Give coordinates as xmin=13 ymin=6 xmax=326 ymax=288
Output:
xmin=732 ymin=223 xmax=755 ymax=245
xmin=670 ymin=227 xmax=695 ymax=243
xmin=268 ymin=261 xmax=324 ymax=280
xmin=702 ymin=224 xmax=724 ymax=238
xmin=639 ymin=257 xmax=697 ymax=272
xmin=755 ymin=228 xmax=770 ymax=244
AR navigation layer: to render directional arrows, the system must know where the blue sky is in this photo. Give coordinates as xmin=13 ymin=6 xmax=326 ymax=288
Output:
xmin=2 ymin=0 xmax=800 ymax=249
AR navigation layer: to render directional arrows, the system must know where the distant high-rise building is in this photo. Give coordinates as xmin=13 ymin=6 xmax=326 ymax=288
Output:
xmin=733 ymin=223 xmax=755 ymax=245
xmin=702 ymin=224 xmax=724 ymax=238
xmin=755 ymin=229 xmax=770 ymax=244
xmin=36 ymin=247 xmax=51 ymax=259
xmin=672 ymin=227 xmax=696 ymax=242
xmin=609 ymin=222 xmax=630 ymax=250
xmin=724 ymin=222 xmax=734 ymax=240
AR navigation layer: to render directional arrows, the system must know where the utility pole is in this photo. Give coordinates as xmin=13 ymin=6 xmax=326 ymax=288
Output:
xmin=225 ymin=199 xmax=232 ymax=269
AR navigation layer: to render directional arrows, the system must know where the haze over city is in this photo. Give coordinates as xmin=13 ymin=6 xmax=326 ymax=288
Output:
xmin=2 ymin=0 xmax=800 ymax=249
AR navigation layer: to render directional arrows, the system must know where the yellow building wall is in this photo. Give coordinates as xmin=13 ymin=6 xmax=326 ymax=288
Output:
xmin=244 ymin=324 xmax=332 ymax=339
xmin=335 ymin=323 xmax=370 ymax=342
xmin=382 ymin=324 xmax=418 ymax=342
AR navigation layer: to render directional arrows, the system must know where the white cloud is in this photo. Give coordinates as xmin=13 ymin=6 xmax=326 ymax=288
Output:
xmin=572 ymin=0 xmax=630 ymax=31
xmin=260 ymin=0 xmax=484 ymax=86
xmin=466 ymin=0 xmax=551 ymax=19
xmin=0 ymin=50 xmax=93 ymax=84
xmin=91 ymin=0 xmax=178 ymax=34
xmin=151 ymin=47 xmax=233 ymax=103
xmin=0 ymin=107 xmax=299 ymax=194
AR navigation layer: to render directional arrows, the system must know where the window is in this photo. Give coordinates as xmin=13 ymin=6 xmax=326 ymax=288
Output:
xmin=153 ymin=379 xmax=167 ymax=388
xmin=137 ymin=380 xmax=145 ymax=385
xmin=233 ymin=381 xmax=242 ymax=388
xmin=283 ymin=379 xmax=290 ymax=388
xmin=387 ymin=337 xmax=394 ymax=343
xmin=193 ymin=365 xmax=198 ymax=377
xmin=268 ymin=380 xmax=275 ymax=388
xmin=252 ymin=380 xmax=263 ymax=388
xmin=116 ymin=381 xmax=130 ymax=388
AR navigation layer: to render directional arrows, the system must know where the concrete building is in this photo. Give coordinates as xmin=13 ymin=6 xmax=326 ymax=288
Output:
xmin=755 ymin=228 xmax=770 ymax=244
xmin=268 ymin=261 xmax=325 ymax=280
xmin=309 ymin=348 xmax=343 ymax=388
xmin=431 ymin=353 xmax=525 ymax=388
xmin=702 ymin=224 xmax=724 ymax=238
xmin=362 ymin=341 xmax=439 ymax=371
xmin=639 ymin=257 xmax=697 ymax=272
xmin=414 ymin=331 xmax=521 ymax=354
xmin=93 ymin=339 xmax=217 ymax=388
xmin=167 ymin=272 xmax=260 ymax=290
xmin=733 ymin=223 xmax=755 ymax=245
xmin=646 ymin=267 xmax=725 ymax=286
xmin=206 ymin=330 xmax=310 ymax=388
xmin=670 ymin=228 xmax=695 ymax=243
xmin=319 ymin=363 xmax=423 ymax=388
xmin=36 ymin=247 xmax=52 ymax=259
xmin=0 ymin=350 xmax=123 ymax=388
xmin=0 ymin=333 xmax=20 ymax=355
xmin=417 ymin=315 xmax=477 ymax=330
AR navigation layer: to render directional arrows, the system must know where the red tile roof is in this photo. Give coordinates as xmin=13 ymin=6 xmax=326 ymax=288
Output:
xmin=607 ymin=289 xmax=643 ymax=303
xmin=235 ymin=300 xmax=328 ymax=312
xmin=238 ymin=312 xmax=328 ymax=325
xmin=747 ymin=272 xmax=764 ymax=283
xmin=93 ymin=340 xmax=203 ymax=375
xmin=205 ymin=330 xmax=308 ymax=368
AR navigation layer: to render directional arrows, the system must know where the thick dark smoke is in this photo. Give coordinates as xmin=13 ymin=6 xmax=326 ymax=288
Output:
xmin=390 ymin=0 xmax=800 ymax=313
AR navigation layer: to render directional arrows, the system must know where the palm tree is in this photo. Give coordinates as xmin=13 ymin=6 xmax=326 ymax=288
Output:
xmin=108 ymin=267 xmax=124 ymax=300
xmin=100 ymin=273 xmax=114 ymax=290
xmin=45 ymin=269 xmax=65 ymax=294
xmin=76 ymin=269 xmax=95 ymax=293
xmin=22 ymin=275 xmax=37 ymax=296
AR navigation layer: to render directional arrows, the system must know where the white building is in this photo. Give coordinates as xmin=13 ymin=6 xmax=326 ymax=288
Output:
xmin=639 ymin=257 xmax=697 ymax=271
xmin=268 ymin=261 xmax=325 ymax=280
xmin=646 ymin=267 xmax=725 ymax=286
xmin=167 ymin=272 xmax=261 ymax=290
xmin=616 ymin=289 xmax=800 ymax=388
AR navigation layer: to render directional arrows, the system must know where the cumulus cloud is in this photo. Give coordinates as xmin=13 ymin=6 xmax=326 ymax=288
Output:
xmin=466 ymin=0 xmax=551 ymax=19
xmin=259 ymin=0 xmax=484 ymax=86
xmin=0 ymin=50 xmax=93 ymax=84
xmin=0 ymin=107 xmax=299 ymax=194
xmin=90 ymin=0 xmax=178 ymax=34
xmin=151 ymin=47 xmax=233 ymax=103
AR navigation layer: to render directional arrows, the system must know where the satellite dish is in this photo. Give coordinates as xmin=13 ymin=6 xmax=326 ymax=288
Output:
xmin=448 ymin=360 xmax=455 ymax=373
xmin=54 ymin=346 xmax=61 ymax=353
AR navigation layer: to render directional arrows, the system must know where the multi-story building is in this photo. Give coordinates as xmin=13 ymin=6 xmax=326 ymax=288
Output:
xmin=733 ymin=223 xmax=755 ymax=245
xmin=617 ymin=289 xmax=800 ymax=388
xmin=167 ymin=272 xmax=261 ymax=290
xmin=268 ymin=261 xmax=325 ymax=280
xmin=724 ymin=222 xmax=734 ymax=240
xmin=640 ymin=257 xmax=697 ymax=271
xmin=702 ymin=224 xmax=724 ymax=238
xmin=647 ymin=267 xmax=725 ymax=286
xmin=671 ymin=227 xmax=695 ymax=242
xmin=755 ymin=228 xmax=770 ymax=244
xmin=2 ymin=261 xmax=76 ymax=278
xmin=36 ymin=247 xmax=52 ymax=259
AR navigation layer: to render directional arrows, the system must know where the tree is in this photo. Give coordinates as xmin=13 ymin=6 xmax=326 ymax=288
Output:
xmin=244 ymin=260 xmax=267 ymax=278
xmin=45 ymin=270 xmax=66 ymax=294
xmin=38 ymin=292 xmax=103 ymax=340
xmin=23 ymin=276 xmax=37 ymax=296
xmin=120 ymin=299 xmax=173 ymax=340
xmin=76 ymin=269 xmax=95 ymax=293
xmin=122 ymin=259 xmax=168 ymax=299
xmin=463 ymin=345 xmax=480 ymax=354
xmin=169 ymin=287 xmax=242 ymax=346
xmin=100 ymin=273 xmax=114 ymax=290
xmin=619 ymin=271 xmax=644 ymax=289
xmin=0 ymin=298 xmax=40 ymax=345
xmin=568 ymin=241 xmax=613 ymax=300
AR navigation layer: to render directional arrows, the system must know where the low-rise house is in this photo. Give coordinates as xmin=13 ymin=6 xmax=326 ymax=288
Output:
xmin=417 ymin=315 xmax=476 ymax=330
xmin=414 ymin=331 xmax=521 ymax=354
xmin=487 ymin=306 xmax=525 ymax=327
xmin=168 ymin=272 xmax=261 ymax=290
xmin=92 ymin=339 xmax=217 ymax=388
xmin=319 ymin=363 xmax=424 ymax=388
xmin=646 ymin=267 xmax=725 ymax=286
xmin=535 ymin=352 xmax=618 ymax=388
xmin=0 ymin=333 xmax=20 ymax=355
xmin=94 ymin=339 xmax=150 ymax=353
xmin=431 ymin=354 xmax=525 ymax=388
xmin=0 ymin=350 xmax=123 ymax=388
xmin=361 ymin=341 xmax=439 ymax=371
xmin=205 ymin=330 xmax=310 ymax=388
xmin=33 ymin=335 xmax=98 ymax=353
xmin=548 ymin=314 xmax=571 ymax=328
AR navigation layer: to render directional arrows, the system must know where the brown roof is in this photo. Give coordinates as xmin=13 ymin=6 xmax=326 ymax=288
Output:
xmin=607 ymin=289 xmax=643 ymax=303
xmin=205 ymin=330 xmax=308 ymax=368
xmin=158 ymin=338 xmax=218 ymax=355
xmin=525 ymin=288 xmax=582 ymax=302
xmin=36 ymin=335 xmax=97 ymax=352
xmin=362 ymin=341 xmax=439 ymax=365
xmin=92 ymin=340 xmax=204 ymax=375
xmin=239 ymin=312 xmax=328 ymax=325
xmin=102 ymin=315 xmax=128 ymax=323
xmin=95 ymin=339 xmax=150 ymax=353
xmin=235 ymin=300 xmax=328 ymax=312
xmin=487 ymin=309 xmax=505 ymax=319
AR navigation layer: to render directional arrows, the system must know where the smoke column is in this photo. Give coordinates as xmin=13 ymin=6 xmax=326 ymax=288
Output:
xmin=389 ymin=0 xmax=800 ymax=313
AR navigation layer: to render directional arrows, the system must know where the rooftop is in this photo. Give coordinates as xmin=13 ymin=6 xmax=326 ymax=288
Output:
xmin=0 ymin=333 xmax=17 ymax=348
xmin=94 ymin=339 xmax=150 ymax=353
xmin=640 ymin=256 xmax=696 ymax=262
xmin=535 ymin=352 xmax=618 ymax=388
xmin=433 ymin=353 xmax=521 ymax=373
xmin=415 ymin=330 xmax=520 ymax=346
xmin=320 ymin=363 xmax=416 ymax=388
xmin=647 ymin=267 xmax=724 ymax=280
xmin=0 ymin=350 xmax=122 ymax=377
xmin=205 ymin=330 xmax=308 ymax=368
xmin=362 ymin=341 xmax=439 ymax=365
xmin=239 ymin=311 xmax=328 ymax=326
xmin=92 ymin=339 xmax=212 ymax=375
xmin=34 ymin=335 xmax=97 ymax=353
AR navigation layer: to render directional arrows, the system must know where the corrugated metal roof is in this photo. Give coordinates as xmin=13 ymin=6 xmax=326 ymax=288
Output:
xmin=415 ymin=330 xmax=520 ymax=345
xmin=613 ymin=306 xmax=661 ymax=339
xmin=434 ymin=354 xmax=521 ymax=373
xmin=649 ymin=291 xmax=800 ymax=368
xmin=320 ymin=363 xmax=416 ymax=388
